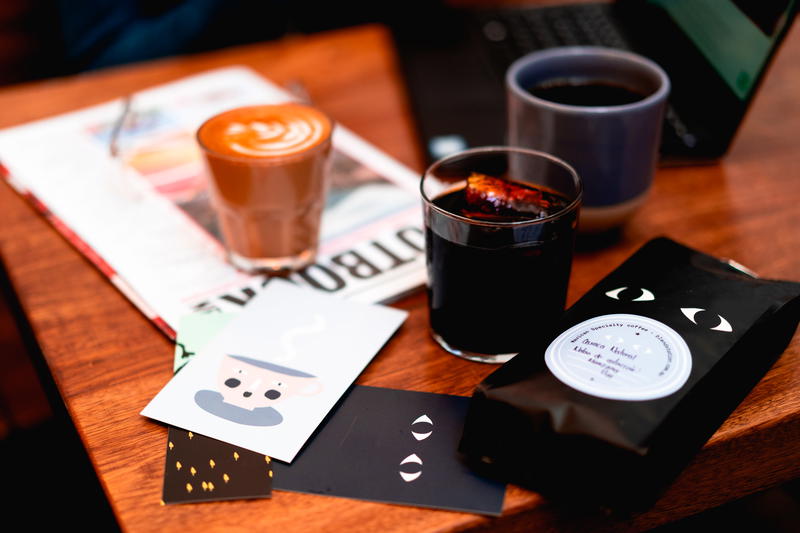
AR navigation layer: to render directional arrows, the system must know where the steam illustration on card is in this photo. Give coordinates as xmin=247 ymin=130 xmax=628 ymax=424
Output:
xmin=272 ymin=385 xmax=506 ymax=516
xmin=142 ymin=278 xmax=408 ymax=462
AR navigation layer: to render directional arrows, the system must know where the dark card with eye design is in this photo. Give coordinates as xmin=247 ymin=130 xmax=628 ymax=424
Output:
xmin=271 ymin=385 xmax=506 ymax=516
xmin=162 ymin=427 xmax=272 ymax=504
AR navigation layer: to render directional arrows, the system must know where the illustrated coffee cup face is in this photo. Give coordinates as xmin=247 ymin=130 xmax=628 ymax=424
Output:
xmin=217 ymin=354 xmax=322 ymax=411
xmin=506 ymin=46 xmax=670 ymax=233
xmin=197 ymin=103 xmax=333 ymax=273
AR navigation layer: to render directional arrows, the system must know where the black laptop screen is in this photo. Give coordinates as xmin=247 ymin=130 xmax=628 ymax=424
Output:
xmin=618 ymin=0 xmax=796 ymax=158
xmin=650 ymin=0 xmax=795 ymax=100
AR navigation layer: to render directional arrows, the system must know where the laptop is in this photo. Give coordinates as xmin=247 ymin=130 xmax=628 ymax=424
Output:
xmin=388 ymin=0 xmax=797 ymax=165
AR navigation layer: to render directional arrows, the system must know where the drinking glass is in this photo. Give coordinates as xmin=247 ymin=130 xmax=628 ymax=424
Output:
xmin=421 ymin=146 xmax=582 ymax=363
xmin=197 ymin=103 xmax=333 ymax=273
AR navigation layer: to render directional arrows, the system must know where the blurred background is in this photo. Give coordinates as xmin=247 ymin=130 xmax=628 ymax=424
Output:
xmin=0 ymin=0 xmax=413 ymax=86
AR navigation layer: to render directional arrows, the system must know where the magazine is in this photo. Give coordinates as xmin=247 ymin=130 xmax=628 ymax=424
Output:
xmin=0 ymin=67 xmax=426 ymax=339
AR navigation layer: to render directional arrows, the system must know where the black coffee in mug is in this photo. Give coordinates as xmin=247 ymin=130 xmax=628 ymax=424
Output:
xmin=528 ymin=78 xmax=648 ymax=107
xmin=506 ymin=47 xmax=670 ymax=232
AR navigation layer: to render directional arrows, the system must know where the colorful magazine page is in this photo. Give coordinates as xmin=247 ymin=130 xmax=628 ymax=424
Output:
xmin=0 ymin=67 xmax=426 ymax=338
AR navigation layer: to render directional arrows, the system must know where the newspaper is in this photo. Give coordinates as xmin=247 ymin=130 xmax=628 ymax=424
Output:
xmin=0 ymin=67 xmax=426 ymax=338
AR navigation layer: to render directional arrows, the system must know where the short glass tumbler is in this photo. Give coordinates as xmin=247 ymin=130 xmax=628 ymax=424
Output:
xmin=421 ymin=146 xmax=582 ymax=363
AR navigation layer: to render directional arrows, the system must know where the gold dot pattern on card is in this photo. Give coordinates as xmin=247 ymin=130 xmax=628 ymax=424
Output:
xmin=162 ymin=428 xmax=272 ymax=505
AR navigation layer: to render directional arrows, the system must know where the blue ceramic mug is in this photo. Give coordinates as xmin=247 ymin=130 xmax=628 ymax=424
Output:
xmin=507 ymin=46 xmax=670 ymax=233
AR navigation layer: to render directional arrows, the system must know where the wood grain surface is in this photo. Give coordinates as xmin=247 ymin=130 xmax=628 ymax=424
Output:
xmin=0 ymin=17 xmax=798 ymax=533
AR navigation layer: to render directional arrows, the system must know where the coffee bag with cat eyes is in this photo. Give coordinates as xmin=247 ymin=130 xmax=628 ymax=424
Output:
xmin=458 ymin=237 xmax=800 ymax=511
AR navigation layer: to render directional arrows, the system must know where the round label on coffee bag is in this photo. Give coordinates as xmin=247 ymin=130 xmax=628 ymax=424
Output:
xmin=544 ymin=314 xmax=692 ymax=401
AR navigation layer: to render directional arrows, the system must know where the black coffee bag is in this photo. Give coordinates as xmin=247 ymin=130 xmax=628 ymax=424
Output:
xmin=458 ymin=237 xmax=800 ymax=511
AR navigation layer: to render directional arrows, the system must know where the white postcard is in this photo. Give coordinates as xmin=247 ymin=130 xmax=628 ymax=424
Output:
xmin=141 ymin=279 xmax=407 ymax=462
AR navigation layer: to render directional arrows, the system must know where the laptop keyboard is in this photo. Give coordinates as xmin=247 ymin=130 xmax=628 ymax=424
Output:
xmin=472 ymin=3 xmax=635 ymax=81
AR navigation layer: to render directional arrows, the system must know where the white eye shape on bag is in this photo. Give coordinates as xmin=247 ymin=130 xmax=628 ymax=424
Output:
xmin=605 ymin=287 xmax=655 ymax=301
xmin=681 ymin=308 xmax=733 ymax=332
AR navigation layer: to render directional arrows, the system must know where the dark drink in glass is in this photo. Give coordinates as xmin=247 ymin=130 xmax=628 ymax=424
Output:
xmin=421 ymin=147 xmax=581 ymax=363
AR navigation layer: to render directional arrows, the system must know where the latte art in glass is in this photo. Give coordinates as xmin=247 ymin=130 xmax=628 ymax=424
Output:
xmin=199 ymin=104 xmax=332 ymax=160
xmin=222 ymin=115 xmax=325 ymax=157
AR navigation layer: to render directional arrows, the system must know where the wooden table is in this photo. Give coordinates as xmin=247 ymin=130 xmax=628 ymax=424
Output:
xmin=0 ymin=19 xmax=798 ymax=533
